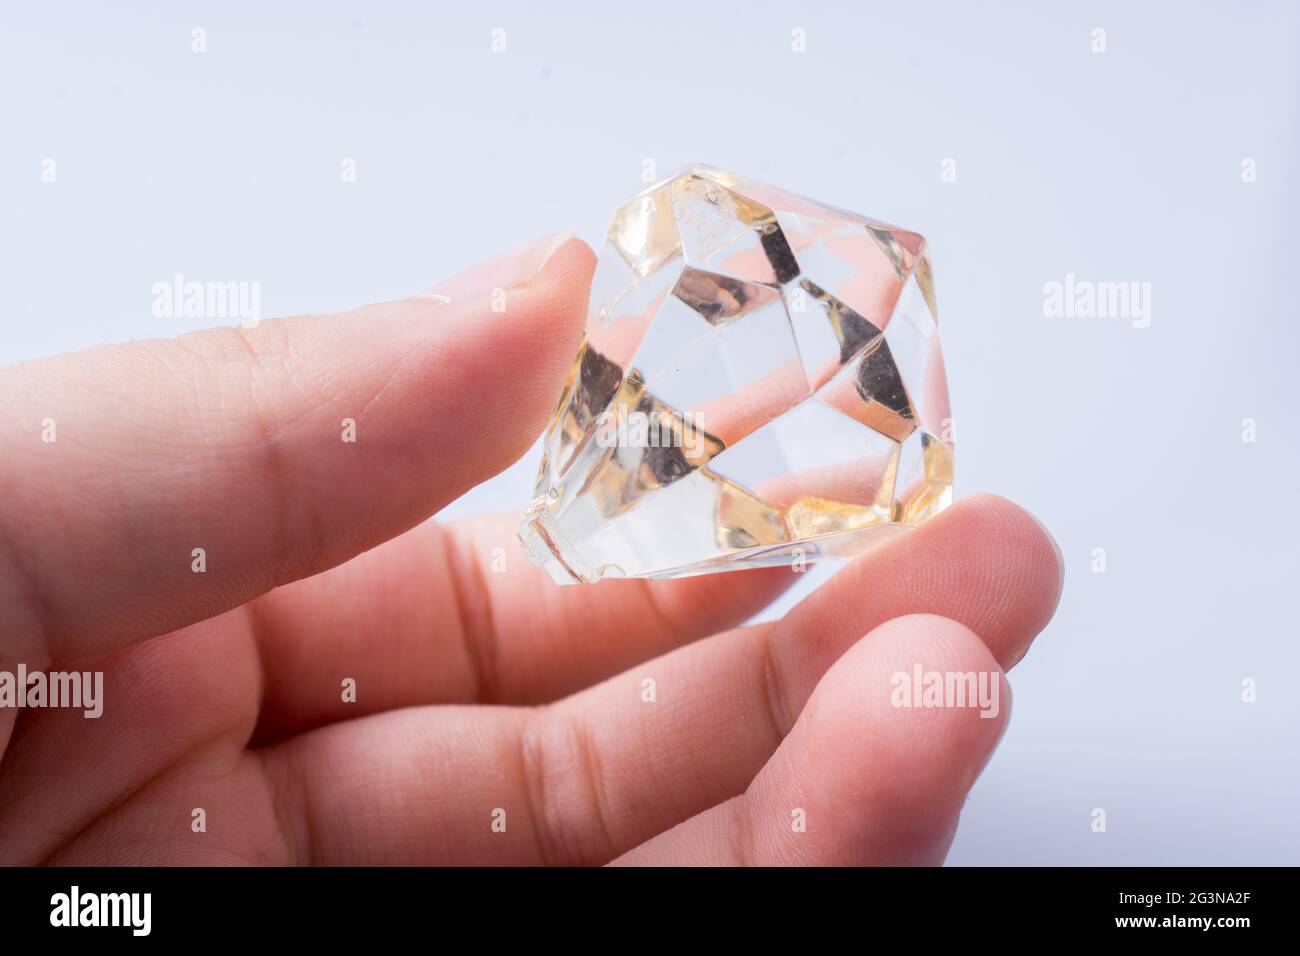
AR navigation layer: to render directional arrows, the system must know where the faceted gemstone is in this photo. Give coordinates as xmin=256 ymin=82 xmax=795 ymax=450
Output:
xmin=520 ymin=164 xmax=953 ymax=585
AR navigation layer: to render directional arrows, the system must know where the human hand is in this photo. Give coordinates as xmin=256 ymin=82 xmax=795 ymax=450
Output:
xmin=0 ymin=235 xmax=1061 ymax=865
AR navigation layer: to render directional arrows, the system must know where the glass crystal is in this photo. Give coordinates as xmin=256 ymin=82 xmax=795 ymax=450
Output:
xmin=519 ymin=164 xmax=953 ymax=585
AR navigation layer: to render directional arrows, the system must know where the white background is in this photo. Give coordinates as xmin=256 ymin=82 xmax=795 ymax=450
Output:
xmin=2 ymin=1 xmax=1297 ymax=864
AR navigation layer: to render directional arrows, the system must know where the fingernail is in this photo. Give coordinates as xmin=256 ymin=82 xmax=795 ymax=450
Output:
xmin=422 ymin=233 xmax=575 ymax=302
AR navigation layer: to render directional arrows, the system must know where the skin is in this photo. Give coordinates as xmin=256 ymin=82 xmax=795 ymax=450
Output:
xmin=0 ymin=236 xmax=1062 ymax=865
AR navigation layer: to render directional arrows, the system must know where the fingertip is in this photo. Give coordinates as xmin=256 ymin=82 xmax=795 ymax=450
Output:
xmin=930 ymin=493 xmax=1064 ymax=666
xmin=778 ymin=613 xmax=1010 ymax=864
xmin=1022 ymin=503 xmax=1066 ymax=616
xmin=488 ymin=235 xmax=596 ymax=452
xmin=832 ymin=612 xmax=1008 ymax=735
xmin=954 ymin=493 xmax=1063 ymax=598
xmin=384 ymin=234 xmax=597 ymax=476
xmin=420 ymin=233 xmax=593 ymax=302
xmin=535 ymin=234 xmax=597 ymax=291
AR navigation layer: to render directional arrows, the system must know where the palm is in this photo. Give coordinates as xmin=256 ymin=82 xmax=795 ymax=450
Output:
xmin=0 ymin=238 xmax=1060 ymax=866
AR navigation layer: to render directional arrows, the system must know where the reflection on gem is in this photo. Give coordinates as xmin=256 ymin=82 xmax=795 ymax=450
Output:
xmin=521 ymin=164 xmax=954 ymax=584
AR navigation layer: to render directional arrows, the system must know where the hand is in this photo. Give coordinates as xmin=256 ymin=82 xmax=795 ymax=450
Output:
xmin=0 ymin=236 xmax=1061 ymax=865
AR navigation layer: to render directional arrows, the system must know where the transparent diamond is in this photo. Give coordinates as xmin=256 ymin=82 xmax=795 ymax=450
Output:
xmin=520 ymin=164 xmax=953 ymax=585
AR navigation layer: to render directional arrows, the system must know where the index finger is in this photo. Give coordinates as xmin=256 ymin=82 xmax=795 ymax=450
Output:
xmin=0 ymin=235 xmax=593 ymax=662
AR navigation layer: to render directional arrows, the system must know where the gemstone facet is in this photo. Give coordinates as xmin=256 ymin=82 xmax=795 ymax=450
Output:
xmin=520 ymin=164 xmax=953 ymax=585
